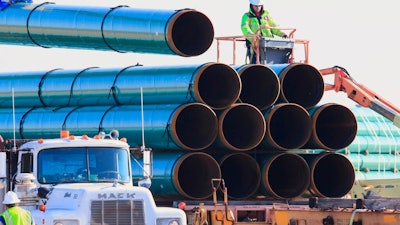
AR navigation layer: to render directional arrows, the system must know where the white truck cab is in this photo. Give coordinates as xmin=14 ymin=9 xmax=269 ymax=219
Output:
xmin=0 ymin=131 xmax=186 ymax=225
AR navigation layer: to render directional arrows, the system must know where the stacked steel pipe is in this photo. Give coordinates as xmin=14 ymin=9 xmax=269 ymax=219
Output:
xmin=0 ymin=2 xmax=363 ymax=201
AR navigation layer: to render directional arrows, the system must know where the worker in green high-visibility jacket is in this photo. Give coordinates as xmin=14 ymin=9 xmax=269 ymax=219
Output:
xmin=241 ymin=0 xmax=287 ymax=64
xmin=0 ymin=191 xmax=35 ymax=225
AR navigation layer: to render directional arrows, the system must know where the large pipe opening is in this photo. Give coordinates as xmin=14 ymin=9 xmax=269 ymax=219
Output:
xmin=219 ymin=153 xmax=261 ymax=199
xmin=0 ymin=4 xmax=214 ymax=56
xmin=275 ymin=64 xmax=324 ymax=109
xmin=194 ymin=63 xmax=242 ymax=110
xmin=306 ymin=153 xmax=355 ymax=198
xmin=263 ymin=103 xmax=312 ymax=150
xmin=306 ymin=103 xmax=357 ymax=150
xmin=234 ymin=64 xmax=280 ymax=111
xmin=167 ymin=10 xmax=214 ymax=57
xmin=260 ymin=153 xmax=310 ymax=199
xmin=171 ymin=103 xmax=218 ymax=151
xmin=174 ymin=152 xmax=221 ymax=199
xmin=217 ymin=103 xmax=266 ymax=151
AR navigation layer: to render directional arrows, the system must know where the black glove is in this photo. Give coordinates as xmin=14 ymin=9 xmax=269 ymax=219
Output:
xmin=282 ymin=34 xmax=288 ymax=38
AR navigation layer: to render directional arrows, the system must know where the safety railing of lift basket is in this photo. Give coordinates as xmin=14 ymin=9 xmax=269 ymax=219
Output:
xmin=215 ymin=26 xmax=309 ymax=65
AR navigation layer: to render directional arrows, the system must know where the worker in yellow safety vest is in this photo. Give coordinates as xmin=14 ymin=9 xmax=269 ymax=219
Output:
xmin=241 ymin=0 xmax=287 ymax=64
xmin=0 ymin=191 xmax=35 ymax=225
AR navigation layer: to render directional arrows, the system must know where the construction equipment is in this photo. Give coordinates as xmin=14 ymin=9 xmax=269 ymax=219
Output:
xmin=0 ymin=130 xmax=187 ymax=225
xmin=321 ymin=66 xmax=400 ymax=128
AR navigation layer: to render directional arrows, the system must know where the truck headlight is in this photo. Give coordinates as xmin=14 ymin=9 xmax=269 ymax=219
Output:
xmin=156 ymin=218 xmax=183 ymax=225
xmin=54 ymin=220 xmax=79 ymax=225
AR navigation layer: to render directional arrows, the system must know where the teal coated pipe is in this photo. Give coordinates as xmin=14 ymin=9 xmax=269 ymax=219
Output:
xmin=131 ymin=152 xmax=221 ymax=200
xmin=0 ymin=63 xmax=241 ymax=110
xmin=357 ymin=121 xmax=400 ymax=137
xmin=233 ymin=64 xmax=280 ymax=111
xmin=0 ymin=3 xmax=214 ymax=56
xmin=339 ymin=136 xmax=400 ymax=155
xmin=100 ymin=103 xmax=218 ymax=151
xmin=262 ymin=103 xmax=312 ymax=151
xmin=114 ymin=63 xmax=242 ymax=110
xmin=346 ymin=153 xmax=400 ymax=172
xmin=258 ymin=153 xmax=310 ymax=199
xmin=0 ymin=107 xmax=30 ymax=139
xmin=268 ymin=63 xmax=324 ymax=109
xmin=304 ymin=103 xmax=357 ymax=151
xmin=215 ymin=103 xmax=266 ymax=151
xmin=20 ymin=106 xmax=109 ymax=139
xmin=351 ymin=106 xmax=394 ymax=123
xmin=0 ymin=103 xmax=218 ymax=151
xmin=216 ymin=153 xmax=261 ymax=199
xmin=301 ymin=152 xmax=355 ymax=198
xmin=0 ymin=71 xmax=45 ymax=108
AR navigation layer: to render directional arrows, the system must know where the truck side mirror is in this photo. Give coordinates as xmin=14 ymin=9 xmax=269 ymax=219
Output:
xmin=21 ymin=153 xmax=33 ymax=173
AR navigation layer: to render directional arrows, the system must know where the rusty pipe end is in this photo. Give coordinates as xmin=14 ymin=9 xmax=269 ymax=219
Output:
xmin=260 ymin=153 xmax=310 ymax=199
xmin=174 ymin=152 xmax=221 ymax=200
xmin=194 ymin=63 xmax=242 ymax=110
xmin=217 ymin=103 xmax=266 ymax=151
xmin=219 ymin=153 xmax=261 ymax=199
xmin=278 ymin=63 xmax=324 ymax=109
xmin=170 ymin=103 xmax=218 ymax=151
xmin=306 ymin=103 xmax=358 ymax=150
xmin=307 ymin=152 xmax=355 ymax=198
xmin=234 ymin=64 xmax=280 ymax=111
xmin=263 ymin=103 xmax=312 ymax=150
xmin=166 ymin=9 xmax=214 ymax=57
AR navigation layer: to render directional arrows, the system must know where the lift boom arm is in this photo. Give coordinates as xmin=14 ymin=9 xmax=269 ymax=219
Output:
xmin=320 ymin=66 xmax=400 ymax=128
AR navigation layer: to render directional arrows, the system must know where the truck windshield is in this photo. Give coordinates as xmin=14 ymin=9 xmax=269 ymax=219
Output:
xmin=37 ymin=147 xmax=130 ymax=184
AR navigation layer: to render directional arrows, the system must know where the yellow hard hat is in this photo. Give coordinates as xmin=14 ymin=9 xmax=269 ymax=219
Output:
xmin=2 ymin=191 xmax=20 ymax=204
xmin=249 ymin=0 xmax=264 ymax=6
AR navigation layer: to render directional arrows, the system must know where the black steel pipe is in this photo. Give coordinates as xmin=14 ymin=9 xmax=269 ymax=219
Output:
xmin=301 ymin=152 xmax=355 ymax=198
xmin=258 ymin=153 xmax=310 ymax=199
xmin=262 ymin=103 xmax=312 ymax=151
xmin=304 ymin=103 xmax=358 ymax=150
xmin=216 ymin=103 xmax=266 ymax=151
xmin=233 ymin=64 xmax=280 ymax=111
xmin=269 ymin=63 xmax=325 ymax=109
xmin=217 ymin=153 xmax=261 ymax=199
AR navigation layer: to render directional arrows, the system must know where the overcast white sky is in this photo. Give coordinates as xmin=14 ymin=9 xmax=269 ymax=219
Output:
xmin=1 ymin=0 xmax=399 ymax=109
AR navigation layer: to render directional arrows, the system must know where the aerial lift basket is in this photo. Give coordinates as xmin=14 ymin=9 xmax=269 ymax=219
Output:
xmin=258 ymin=37 xmax=294 ymax=64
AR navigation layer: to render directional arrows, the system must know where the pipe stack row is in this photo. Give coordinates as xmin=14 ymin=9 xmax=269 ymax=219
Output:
xmin=0 ymin=2 xmax=360 ymax=201
xmin=337 ymin=107 xmax=400 ymax=190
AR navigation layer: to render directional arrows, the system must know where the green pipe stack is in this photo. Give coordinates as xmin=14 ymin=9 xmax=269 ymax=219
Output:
xmin=337 ymin=107 xmax=400 ymax=196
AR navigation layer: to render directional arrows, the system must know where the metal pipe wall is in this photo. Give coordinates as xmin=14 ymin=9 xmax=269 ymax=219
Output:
xmin=304 ymin=103 xmax=357 ymax=151
xmin=217 ymin=153 xmax=261 ymax=199
xmin=0 ymin=103 xmax=218 ymax=151
xmin=0 ymin=3 xmax=214 ymax=56
xmin=215 ymin=103 xmax=266 ymax=151
xmin=347 ymin=154 xmax=400 ymax=172
xmin=131 ymin=152 xmax=221 ymax=200
xmin=233 ymin=64 xmax=280 ymax=111
xmin=0 ymin=63 xmax=241 ymax=110
xmin=302 ymin=152 xmax=355 ymax=198
xmin=262 ymin=103 xmax=312 ymax=151
xmin=258 ymin=153 xmax=310 ymax=199
xmin=343 ymin=136 xmax=400 ymax=154
xmin=268 ymin=63 xmax=324 ymax=109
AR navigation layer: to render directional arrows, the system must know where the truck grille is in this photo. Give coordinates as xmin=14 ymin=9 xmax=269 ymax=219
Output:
xmin=90 ymin=200 xmax=145 ymax=225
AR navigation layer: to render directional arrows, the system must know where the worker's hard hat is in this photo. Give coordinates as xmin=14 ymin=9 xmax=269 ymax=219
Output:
xmin=249 ymin=0 xmax=264 ymax=6
xmin=2 ymin=191 xmax=20 ymax=204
